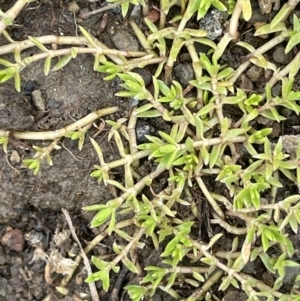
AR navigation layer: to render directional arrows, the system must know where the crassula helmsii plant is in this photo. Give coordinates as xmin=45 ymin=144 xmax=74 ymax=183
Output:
xmin=1 ymin=0 xmax=300 ymax=300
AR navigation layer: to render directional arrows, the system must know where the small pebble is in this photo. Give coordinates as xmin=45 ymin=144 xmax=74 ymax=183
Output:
xmin=136 ymin=121 xmax=154 ymax=142
xmin=223 ymin=290 xmax=248 ymax=301
xmin=238 ymin=74 xmax=253 ymax=92
xmin=32 ymin=90 xmax=46 ymax=111
xmin=199 ymin=9 xmax=224 ymax=40
xmin=145 ymin=9 xmax=160 ymax=23
xmin=24 ymin=82 xmax=35 ymax=96
xmin=272 ymin=83 xmax=281 ymax=97
xmin=1 ymin=228 xmax=25 ymax=252
xmin=174 ymin=63 xmax=195 ymax=86
xmin=249 ymin=6 xmax=270 ymax=23
xmin=112 ymin=29 xmax=139 ymax=51
xmin=246 ymin=65 xmax=264 ymax=82
xmin=10 ymin=150 xmax=20 ymax=163
xmin=151 ymin=293 xmax=162 ymax=301
xmin=264 ymin=69 xmax=273 ymax=81
xmin=132 ymin=68 xmax=152 ymax=86
xmin=130 ymin=4 xmax=141 ymax=19
xmin=68 ymin=1 xmax=80 ymax=14
xmin=269 ymin=122 xmax=281 ymax=138
xmin=272 ymin=46 xmax=293 ymax=64
xmin=25 ymin=230 xmax=45 ymax=246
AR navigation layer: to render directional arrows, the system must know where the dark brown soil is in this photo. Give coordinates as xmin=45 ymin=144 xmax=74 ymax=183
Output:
xmin=1 ymin=1 xmax=300 ymax=301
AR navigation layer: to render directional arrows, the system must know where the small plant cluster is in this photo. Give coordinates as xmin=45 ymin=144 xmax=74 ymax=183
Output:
xmin=2 ymin=0 xmax=300 ymax=300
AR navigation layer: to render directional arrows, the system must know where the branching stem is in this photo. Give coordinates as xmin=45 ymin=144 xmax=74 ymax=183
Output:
xmin=0 ymin=0 xmax=36 ymax=34
xmin=0 ymin=107 xmax=118 ymax=140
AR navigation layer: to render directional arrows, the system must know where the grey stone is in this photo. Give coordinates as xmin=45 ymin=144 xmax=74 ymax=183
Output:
xmin=283 ymin=266 xmax=300 ymax=285
xmin=273 ymin=46 xmax=293 ymax=64
xmin=246 ymin=66 xmax=264 ymax=82
xmin=112 ymin=29 xmax=139 ymax=51
xmin=174 ymin=63 xmax=195 ymax=86
xmin=136 ymin=121 xmax=154 ymax=143
xmin=32 ymin=90 xmax=46 ymax=111
xmin=199 ymin=9 xmax=224 ymax=40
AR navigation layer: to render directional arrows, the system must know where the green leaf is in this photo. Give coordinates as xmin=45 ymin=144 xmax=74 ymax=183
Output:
xmin=200 ymin=257 xmax=216 ymax=266
xmin=241 ymin=237 xmax=252 ymax=264
xmin=205 ymin=233 xmax=223 ymax=250
xmin=209 ymin=144 xmax=222 ymax=169
xmin=192 ymin=271 xmax=205 ymax=282
xmin=44 ymin=56 xmax=52 ymax=76
xmin=270 ymin=4 xmax=290 ymax=29
xmin=162 ymin=237 xmax=179 ymax=256
xmin=260 ymin=109 xmax=285 ymax=122
xmin=169 ymin=38 xmax=185 ymax=62
xmin=184 ymin=278 xmax=199 ymax=287
xmin=284 ymin=260 xmax=300 ymax=267
xmin=159 ymin=144 xmax=177 ymax=154
xmin=52 ymin=54 xmax=73 ymax=71
xmin=71 ymin=47 xmax=79 ymax=58
xmin=148 ymin=27 xmax=176 ymax=40
xmin=241 ymin=0 xmax=252 ymax=21
xmin=259 ymin=253 xmax=275 ymax=273
xmin=166 ymin=272 xmax=177 ymax=288
xmin=90 ymin=207 xmax=112 ymax=228
xmin=221 ymin=127 xmax=249 ymax=141
xmin=217 ymin=67 xmax=234 ymax=81
xmin=251 ymin=54 xmax=277 ymax=70
xmin=160 ymin=149 xmax=181 ymax=169
xmin=14 ymin=70 xmax=21 ymax=92
xmin=135 ymin=103 xmax=153 ymax=114
xmin=0 ymin=136 xmax=9 ymax=154
xmin=254 ymin=22 xmax=286 ymax=36
xmin=108 ymin=209 xmax=116 ymax=235
xmin=289 ymin=56 xmax=300 ymax=80
xmin=23 ymin=159 xmax=40 ymax=175
xmin=212 ymin=0 xmax=227 ymax=11
xmin=191 ymin=38 xmax=217 ymax=50
xmin=237 ymin=41 xmax=255 ymax=53
xmin=219 ymin=276 xmax=232 ymax=291
xmin=122 ymin=257 xmax=138 ymax=273
xmin=159 ymin=131 xmax=176 ymax=145
xmin=286 ymin=32 xmax=300 ymax=53
xmin=261 ymin=232 xmax=270 ymax=252
xmin=293 ymin=14 xmax=300 ymax=32
xmin=273 ymin=277 xmax=283 ymax=291
xmin=281 ymin=77 xmax=293 ymax=98
xmin=158 ymin=286 xmax=181 ymax=299
xmin=121 ymin=1 xmax=129 ymax=17
xmin=125 ymin=285 xmax=147 ymax=301
xmin=287 ymin=91 xmax=300 ymax=101
xmin=79 ymin=26 xmax=97 ymax=47
xmin=180 ymin=28 xmax=207 ymax=38
xmin=289 ymin=212 xmax=298 ymax=234
xmin=102 ymin=272 xmax=110 ymax=291
xmin=198 ymin=102 xmax=216 ymax=117
xmin=244 ymin=108 xmax=259 ymax=122
xmin=91 ymin=256 xmax=108 ymax=270
xmin=0 ymin=58 xmax=14 ymax=68
xmin=200 ymin=145 xmax=210 ymax=165
xmin=0 ymin=67 xmax=16 ymax=83
xmin=28 ymin=36 xmax=49 ymax=52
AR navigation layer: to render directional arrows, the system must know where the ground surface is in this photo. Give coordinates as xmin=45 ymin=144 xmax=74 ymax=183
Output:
xmin=1 ymin=0 xmax=300 ymax=300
